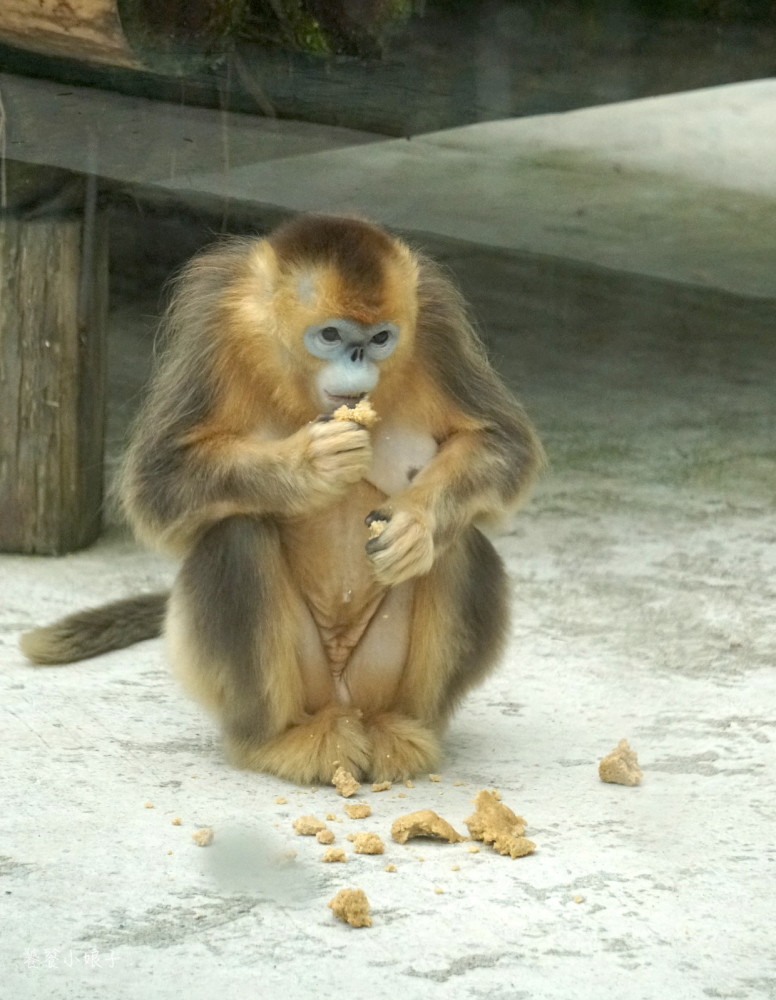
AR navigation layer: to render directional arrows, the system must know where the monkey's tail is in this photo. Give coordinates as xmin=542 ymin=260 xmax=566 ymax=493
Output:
xmin=19 ymin=592 xmax=169 ymax=665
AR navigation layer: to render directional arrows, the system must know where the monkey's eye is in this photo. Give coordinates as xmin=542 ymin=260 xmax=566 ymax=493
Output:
xmin=320 ymin=327 xmax=341 ymax=343
xmin=371 ymin=330 xmax=391 ymax=345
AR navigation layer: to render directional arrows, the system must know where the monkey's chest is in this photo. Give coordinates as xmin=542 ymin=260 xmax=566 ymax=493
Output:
xmin=280 ymin=481 xmax=389 ymax=666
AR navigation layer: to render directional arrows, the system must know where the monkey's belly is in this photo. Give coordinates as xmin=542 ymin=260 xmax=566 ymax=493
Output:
xmin=280 ymin=481 xmax=412 ymax=710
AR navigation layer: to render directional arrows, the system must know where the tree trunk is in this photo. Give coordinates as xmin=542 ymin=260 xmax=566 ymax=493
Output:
xmin=0 ymin=200 xmax=108 ymax=554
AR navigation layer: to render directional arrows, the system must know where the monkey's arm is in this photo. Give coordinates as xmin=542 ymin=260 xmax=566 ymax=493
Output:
xmin=121 ymin=418 xmax=371 ymax=554
xmin=367 ymin=411 xmax=543 ymax=586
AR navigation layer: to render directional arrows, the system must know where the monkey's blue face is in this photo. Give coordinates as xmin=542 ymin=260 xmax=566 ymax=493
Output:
xmin=303 ymin=318 xmax=399 ymax=410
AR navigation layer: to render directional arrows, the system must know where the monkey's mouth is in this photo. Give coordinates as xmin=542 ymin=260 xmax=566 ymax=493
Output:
xmin=325 ymin=392 xmax=367 ymax=410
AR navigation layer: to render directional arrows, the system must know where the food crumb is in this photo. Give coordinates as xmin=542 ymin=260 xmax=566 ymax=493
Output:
xmin=171 ymin=817 xmax=182 ymax=826
xmin=368 ymin=519 xmax=388 ymax=539
xmin=573 ymin=895 xmax=585 ymax=904
xmin=465 ymin=790 xmax=535 ymax=859
xmin=384 ymin=864 xmax=397 ymax=873
xmin=322 ymin=847 xmax=347 ymax=863
xmin=450 ymin=865 xmax=461 ymax=871
xmin=467 ymin=846 xmax=480 ymax=854
xmin=434 ymin=888 xmax=444 ymax=894
xmin=316 ymin=828 xmax=335 ymax=845
xmin=167 ymin=850 xmax=173 ymax=855
xmin=328 ymin=888 xmax=372 ymax=928
xmin=332 ymin=766 xmax=361 ymax=798
xmin=428 ymin=774 xmax=441 ymax=782
xmin=275 ymin=797 xmax=287 ymax=805
xmin=144 ymin=802 xmax=154 ymax=809
xmin=371 ymin=781 xmax=392 ymax=792
xmin=191 ymin=828 xmax=214 ymax=847
xmin=391 ymin=809 xmax=465 ymax=845
xmin=404 ymin=780 xmax=415 ymax=788
xmin=453 ymin=781 xmax=467 ymax=787
xmin=326 ymin=812 xmax=338 ymax=821
xmin=352 ymin=832 xmax=385 ymax=855
xmin=332 ymin=398 xmax=379 ymax=429
xmin=344 ymin=803 xmax=372 ymax=820
xmin=599 ymin=738 xmax=643 ymax=786
xmin=293 ymin=815 xmax=327 ymax=836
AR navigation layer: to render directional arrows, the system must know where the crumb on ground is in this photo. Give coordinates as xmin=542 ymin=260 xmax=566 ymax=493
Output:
xmin=599 ymin=738 xmax=643 ymax=786
xmin=352 ymin=832 xmax=385 ymax=855
xmin=328 ymin=888 xmax=372 ymax=927
xmin=322 ymin=847 xmax=347 ymax=863
xmin=391 ymin=809 xmax=465 ymax=845
xmin=344 ymin=803 xmax=372 ymax=819
xmin=465 ymin=790 xmax=535 ymax=859
xmin=293 ymin=815 xmax=327 ymax=836
xmin=191 ymin=828 xmax=214 ymax=847
xmin=332 ymin=766 xmax=361 ymax=798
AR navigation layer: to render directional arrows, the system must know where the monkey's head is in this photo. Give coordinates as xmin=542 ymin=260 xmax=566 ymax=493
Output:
xmin=236 ymin=216 xmax=419 ymax=420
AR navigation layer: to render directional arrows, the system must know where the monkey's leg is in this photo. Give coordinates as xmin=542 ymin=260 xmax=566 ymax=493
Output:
xmin=167 ymin=515 xmax=370 ymax=784
xmin=366 ymin=528 xmax=510 ymax=781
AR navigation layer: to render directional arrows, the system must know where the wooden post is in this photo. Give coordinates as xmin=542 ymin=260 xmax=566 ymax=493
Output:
xmin=0 ymin=186 xmax=108 ymax=554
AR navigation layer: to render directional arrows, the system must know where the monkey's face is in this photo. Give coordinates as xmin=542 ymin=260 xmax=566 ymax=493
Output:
xmin=303 ymin=317 xmax=399 ymax=410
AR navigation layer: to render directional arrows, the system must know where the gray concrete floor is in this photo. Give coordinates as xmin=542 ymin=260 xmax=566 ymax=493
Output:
xmin=1 ymin=81 xmax=775 ymax=999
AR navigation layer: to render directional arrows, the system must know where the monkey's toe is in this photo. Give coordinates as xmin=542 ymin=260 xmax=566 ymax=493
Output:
xmin=367 ymin=713 xmax=441 ymax=782
xmin=227 ymin=705 xmax=371 ymax=784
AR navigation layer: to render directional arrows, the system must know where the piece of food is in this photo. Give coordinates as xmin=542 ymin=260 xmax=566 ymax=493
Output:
xmin=599 ymin=738 xmax=643 ymax=786
xmin=191 ymin=827 xmax=214 ymax=847
xmin=328 ymin=888 xmax=372 ymax=928
xmin=428 ymin=774 xmax=441 ymax=782
xmin=384 ymin=864 xmax=397 ymax=873
xmin=464 ymin=790 xmax=535 ymax=859
xmin=332 ymin=766 xmax=361 ymax=798
xmin=316 ymin=828 xmax=335 ymax=845
xmin=371 ymin=781 xmax=392 ymax=792
xmin=293 ymin=815 xmax=327 ymax=836
xmin=390 ymin=809 xmax=465 ymax=845
xmin=332 ymin=398 xmax=379 ymax=429
xmin=368 ymin=519 xmax=388 ymax=539
xmin=344 ymin=803 xmax=372 ymax=820
xmin=171 ymin=817 xmax=182 ymax=826
xmin=322 ymin=847 xmax=347 ymax=863
xmin=352 ymin=832 xmax=385 ymax=855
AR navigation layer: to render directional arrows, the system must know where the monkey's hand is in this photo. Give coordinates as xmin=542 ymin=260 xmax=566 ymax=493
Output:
xmin=295 ymin=418 xmax=373 ymax=506
xmin=365 ymin=508 xmax=434 ymax=586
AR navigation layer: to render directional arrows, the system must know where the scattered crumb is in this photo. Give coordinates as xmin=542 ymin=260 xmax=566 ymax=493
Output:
xmin=391 ymin=810 xmax=465 ymax=845
xmin=281 ymin=849 xmax=297 ymax=861
xmin=316 ymin=828 xmax=335 ymax=845
xmin=352 ymin=832 xmax=385 ymax=855
xmin=467 ymin=846 xmax=480 ymax=854
xmin=453 ymin=781 xmax=467 ymax=787
xmin=368 ymin=519 xmax=388 ymax=539
xmin=322 ymin=847 xmax=347 ymax=863
xmin=397 ymin=793 xmax=406 ymax=798
xmin=384 ymin=864 xmax=397 ymax=873
xmin=464 ymin=790 xmax=536 ymax=859
xmin=332 ymin=398 xmax=379 ymax=429
xmin=328 ymin=888 xmax=372 ymax=928
xmin=434 ymin=888 xmax=444 ymax=894
xmin=332 ymin=766 xmax=361 ymax=798
xmin=171 ymin=817 xmax=182 ymax=826
xmin=167 ymin=850 xmax=173 ymax=855
xmin=293 ymin=815 xmax=327 ymax=836
xmin=450 ymin=865 xmax=461 ymax=871
xmin=344 ymin=803 xmax=372 ymax=820
xmin=573 ymin=895 xmax=585 ymax=904
xmin=144 ymin=802 xmax=154 ymax=809
xmin=599 ymin=738 xmax=643 ymax=786
xmin=275 ymin=797 xmax=287 ymax=805
xmin=371 ymin=781 xmax=392 ymax=792
xmin=428 ymin=774 xmax=441 ymax=782
xmin=404 ymin=780 xmax=415 ymax=788
xmin=191 ymin=828 xmax=214 ymax=847
xmin=326 ymin=812 xmax=338 ymax=821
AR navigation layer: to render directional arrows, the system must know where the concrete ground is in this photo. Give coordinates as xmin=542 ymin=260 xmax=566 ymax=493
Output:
xmin=1 ymin=78 xmax=775 ymax=999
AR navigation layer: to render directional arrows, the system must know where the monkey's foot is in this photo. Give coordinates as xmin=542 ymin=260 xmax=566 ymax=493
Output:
xmin=367 ymin=713 xmax=441 ymax=782
xmin=227 ymin=705 xmax=371 ymax=784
